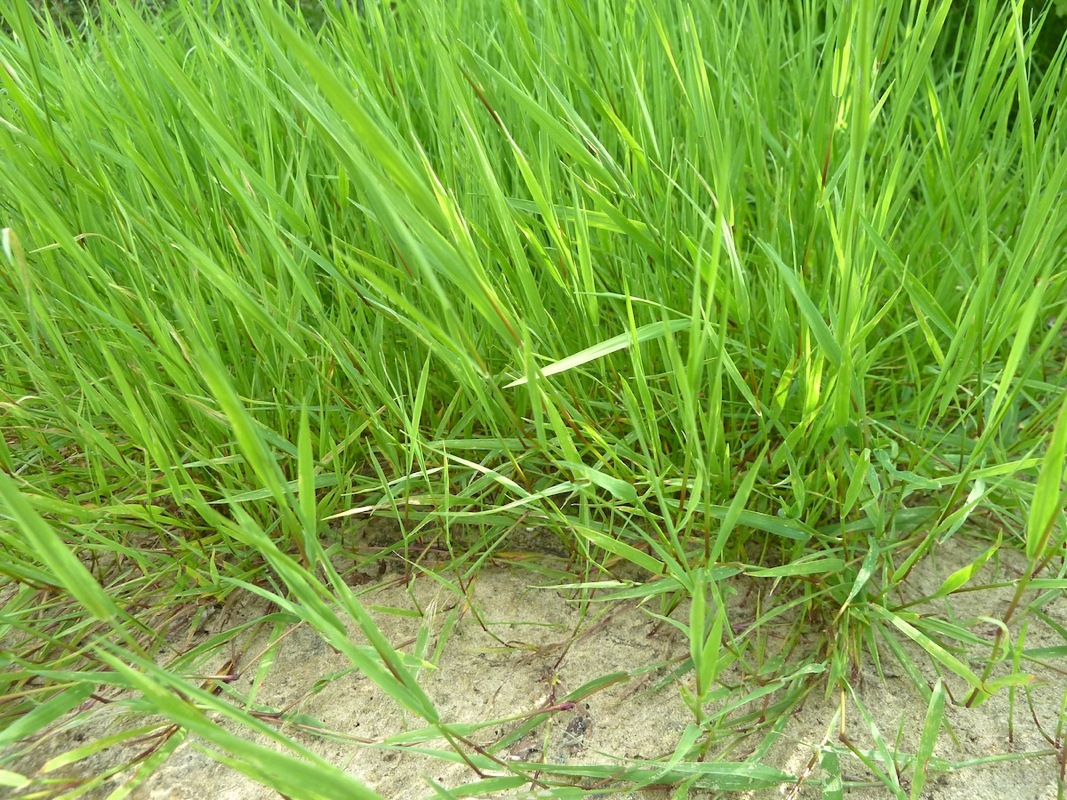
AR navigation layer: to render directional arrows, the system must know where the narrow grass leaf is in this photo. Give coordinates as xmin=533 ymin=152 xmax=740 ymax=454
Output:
xmin=709 ymin=446 xmax=766 ymax=562
xmin=504 ymin=318 xmax=691 ymax=387
xmin=42 ymin=724 xmax=171 ymax=772
xmin=519 ymin=760 xmax=793 ymax=791
xmin=0 ymin=770 xmax=30 ymax=789
xmin=837 ymin=537 xmax=880 ymax=620
xmin=0 ymin=683 xmax=94 ymax=749
xmin=575 ymin=525 xmax=665 ymax=575
xmin=562 ymin=461 xmax=638 ymax=503
xmin=94 ymin=650 xmax=386 ymax=800
xmin=297 ymin=402 xmax=323 ymax=566
xmin=1026 ymin=397 xmax=1067 ymax=561
xmin=745 ymin=557 xmax=845 ymax=578
xmin=911 ymin=678 xmax=945 ymax=799
xmin=0 ymin=473 xmax=122 ymax=626
xmin=867 ymin=605 xmax=983 ymax=692
xmin=757 ymin=239 xmax=842 ymax=366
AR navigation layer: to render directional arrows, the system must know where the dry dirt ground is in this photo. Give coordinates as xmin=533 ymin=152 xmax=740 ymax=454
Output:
xmin=4 ymin=530 xmax=1066 ymax=799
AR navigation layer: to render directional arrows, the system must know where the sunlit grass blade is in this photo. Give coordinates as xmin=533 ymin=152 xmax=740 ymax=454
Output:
xmin=1026 ymin=396 xmax=1067 ymax=562
xmin=504 ymin=317 xmax=691 ymax=388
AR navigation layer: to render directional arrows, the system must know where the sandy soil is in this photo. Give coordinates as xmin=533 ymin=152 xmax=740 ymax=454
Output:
xmin=4 ymin=530 xmax=1065 ymax=799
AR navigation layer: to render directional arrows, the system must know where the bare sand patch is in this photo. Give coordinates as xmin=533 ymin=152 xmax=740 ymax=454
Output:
xmin=5 ymin=534 xmax=1064 ymax=799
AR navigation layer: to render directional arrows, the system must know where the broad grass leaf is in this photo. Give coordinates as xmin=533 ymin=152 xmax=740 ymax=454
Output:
xmin=931 ymin=535 xmax=1000 ymax=600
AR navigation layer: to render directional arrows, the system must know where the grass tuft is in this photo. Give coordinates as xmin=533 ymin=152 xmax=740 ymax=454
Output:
xmin=1 ymin=0 xmax=1066 ymax=796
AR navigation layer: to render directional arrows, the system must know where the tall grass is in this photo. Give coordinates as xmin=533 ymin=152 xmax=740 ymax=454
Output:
xmin=1 ymin=0 xmax=1066 ymax=796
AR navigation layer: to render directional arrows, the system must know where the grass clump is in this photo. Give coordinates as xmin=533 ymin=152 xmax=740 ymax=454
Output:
xmin=1 ymin=0 xmax=1066 ymax=796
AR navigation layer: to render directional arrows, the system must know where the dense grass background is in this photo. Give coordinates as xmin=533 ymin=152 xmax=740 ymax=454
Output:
xmin=1 ymin=0 xmax=1066 ymax=796
xmin=20 ymin=0 xmax=1067 ymax=65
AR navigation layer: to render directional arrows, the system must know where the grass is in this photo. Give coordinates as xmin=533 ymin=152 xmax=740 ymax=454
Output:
xmin=1 ymin=0 xmax=1066 ymax=796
